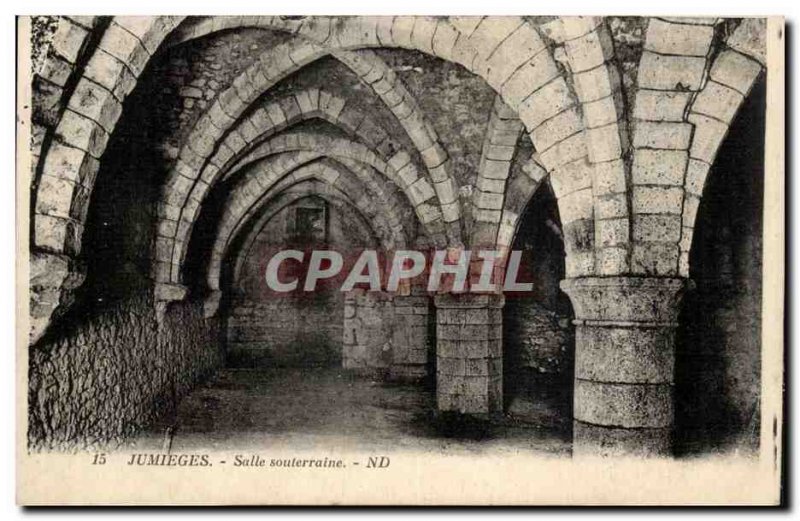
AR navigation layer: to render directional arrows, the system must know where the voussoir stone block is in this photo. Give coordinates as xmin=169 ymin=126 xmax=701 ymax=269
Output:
xmin=99 ymin=22 xmax=150 ymax=76
xmin=726 ymin=18 xmax=767 ymax=65
xmin=591 ymin=158 xmax=626 ymax=196
xmin=691 ymin=81 xmax=745 ymax=123
xmin=710 ymin=50 xmax=764 ymax=95
xmin=483 ymin=24 xmax=546 ymax=87
xmin=564 ymin=25 xmax=615 ymax=73
xmin=538 ymin=132 xmax=588 ymax=171
xmin=54 ymin=109 xmax=109 ymax=160
xmin=638 ymin=51 xmax=707 ymax=91
xmin=644 ymin=18 xmax=714 ymax=56
xmin=684 ymin=158 xmax=711 ymax=196
xmin=34 ymin=214 xmax=83 ymax=255
xmin=573 ymin=64 xmax=620 ymax=103
xmin=582 ymin=92 xmax=624 ymax=129
xmin=550 ymin=159 xmax=592 ymax=198
xmin=632 ymin=149 xmax=688 ymax=186
xmin=593 ymin=192 xmax=627 ymax=220
xmin=632 ymin=186 xmax=683 ymax=215
xmin=631 ymin=242 xmax=681 ymax=276
xmin=557 ymin=187 xmax=594 ymax=224
xmin=633 ymin=89 xmax=692 ymax=122
xmin=67 ymin=78 xmax=121 ymax=133
xmin=688 ymin=113 xmax=729 ymax=163
xmin=632 ymin=121 xmax=692 ymax=150
xmin=50 ymin=17 xmax=90 ymax=64
xmin=585 ymin=123 xmax=625 ymax=163
xmin=531 ymin=107 xmax=583 ymax=152
xmin=633 ymin=213 xmax=682 ymax=244
xmin=42 ymin=141 xmax=100 ymax=186
xmin=517 ymin=77 xmax=575 ymax=130
xmin=595 ymin=217 xmax=628 ymax=248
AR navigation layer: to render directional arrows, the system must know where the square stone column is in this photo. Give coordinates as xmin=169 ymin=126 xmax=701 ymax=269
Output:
xmin=434 ymin=294 xmax=504 ymax=416
xmin=390 ymin=294 xmax=432 ymax=382
xmin=560 ymin=277 xmax=689 ymax=457
xmin=342 ymin=291 xmax=393 ymax=373
xmin=343 ymin=291 xmax=432 ymax=381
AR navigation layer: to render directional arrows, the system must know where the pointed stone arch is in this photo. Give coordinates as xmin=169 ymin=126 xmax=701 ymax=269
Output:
xmin=156 ymin=16 xmax=597 ymax=274
xmin=204 ymin=155 xmax=411 ymax=295
xmin=678 ymin=18 xmax=766 ymax=276
xmin=628 ymin=16 xmax=719 ymax=276
xmin=164 ymin=128 xmax=440 ymax=289
xmin=225 ymin=185 xmax=394 ymax=297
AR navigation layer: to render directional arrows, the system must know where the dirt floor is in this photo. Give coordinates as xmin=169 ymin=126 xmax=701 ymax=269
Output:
xmin=129 ymin=368 xmax=572 ymax=456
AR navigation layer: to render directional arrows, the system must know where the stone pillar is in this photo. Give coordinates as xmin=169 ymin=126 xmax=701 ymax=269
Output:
xmin=342 ymin=291 xmax=394 ymax=373
xmin=434 ymin=294 xmax=504 ymax=416
xmin=560 ymin=277 xmax=688 ymax=457
xmin=390 ymin=294 xmax=431 ymax=382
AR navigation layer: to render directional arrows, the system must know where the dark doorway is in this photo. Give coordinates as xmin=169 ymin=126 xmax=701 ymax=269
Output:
xmin=502 ymin=181 xmax=574 ymax=433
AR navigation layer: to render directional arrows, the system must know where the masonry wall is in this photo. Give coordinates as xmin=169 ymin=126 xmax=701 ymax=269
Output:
xmin=343 ymin=291 xmax=433 ymax=380
xmin=226 ymin=192 xmax=377 ymax=368
xmin=28 ymin=293 xmax=222 ymax=450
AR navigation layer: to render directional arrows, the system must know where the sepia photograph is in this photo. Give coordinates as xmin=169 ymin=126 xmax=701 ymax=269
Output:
xmin=15 ymin=12 xmax=785 ymax=505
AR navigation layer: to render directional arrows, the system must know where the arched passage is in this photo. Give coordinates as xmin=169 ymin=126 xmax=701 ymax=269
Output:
xmin=502 ymin=180 xmax=574 ymax=436
xmin=673 ymin=75 xmax=766 ymax=456
xmin=222 ymin=185 xmax=381 ymax=368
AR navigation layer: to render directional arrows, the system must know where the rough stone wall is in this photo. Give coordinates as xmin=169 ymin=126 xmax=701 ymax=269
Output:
xmin=28 ymin=293 xmax=222 ymax=450
xmin=376 ymin=49 xmax=498 ymax=189
xmin=504 ymin=301 xmax=573 ymax=375
xmin=31 ymin=16 xmax=60 ymax=76
xmin=227 ymin=295 xmax=344 ymax=368
xmin=504 ymin=181 xmax=574 ymax=377
xmin=148 ymin=28 xmax=292 ymax=156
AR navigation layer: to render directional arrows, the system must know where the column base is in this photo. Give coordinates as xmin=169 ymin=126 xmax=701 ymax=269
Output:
xmin=573 ymin=421 xmax=672 ymax=457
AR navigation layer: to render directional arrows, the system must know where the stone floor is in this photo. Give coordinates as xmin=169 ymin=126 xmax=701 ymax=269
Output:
xmin=129 ymin=367 xmax=572 ymax=456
